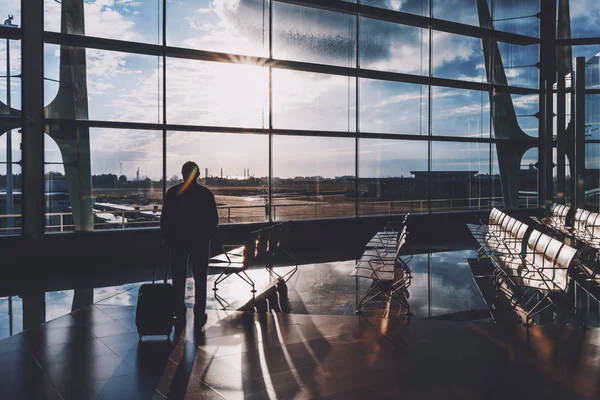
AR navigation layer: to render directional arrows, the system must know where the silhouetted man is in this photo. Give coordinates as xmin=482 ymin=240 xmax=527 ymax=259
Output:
xmin=161 ymin=161 xmax=218 ymax=326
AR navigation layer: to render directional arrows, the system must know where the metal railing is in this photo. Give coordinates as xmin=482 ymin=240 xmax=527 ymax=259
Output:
xmin=0 ymin=195 xmax=537 ymax=233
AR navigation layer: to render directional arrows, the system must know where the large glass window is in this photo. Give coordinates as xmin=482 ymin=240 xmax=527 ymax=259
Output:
xmin=358 ymin=139 xmax=428 ymax=216
xmin=0 ymin=162 xmax=21 ymax=235
xmin=361 ymin=0 xmax=430 ymax=17
xmin=431 ymin=87 xmax=491 ymax=138
xmin=432 ymin=0 xmax=480 ymax=27
xmin=44 ymin=127 xmax=162 ymax=232
xmin=26 ymin=0 xmax=554 ymax=235
xmin=273 ymin=2 xmax=356 ymax=68
xmin=166 ymin=59 xmax=268 ymax=128
xmin=0 ymin=39 xmax=21 ymax=112
xmin=492 ymin=0 xmax=539 ymax=37
xmin=273 ymin=136 xmax=355 ymax=220
xmin=431 ymin=141 xmax=491 ymax=212
xmin=360 ymin=79 xmax=428 ymax=135
xmin=272 ymin=69 xmax=356 ymax=132
xmin=166 ymin=0 xmax=269 ymax=57
xmin=510 ymin=94 xmax=539 ymax=138
xmin=432 ymin=31 xmax=485 ymax=82
xmin=566 ymin=0 xmax=600 ymax=38
xmin=44 ymin=44 xmax=162 ymax=123
xmin=359 ymin=17 xmax=428 ymax=76
xmin=167 ymin=131 xmax=269 ymax=224
xmin=497 ymin=42 xmax=539 ymax=89
xmin=44 ymin=0 xmax=162 ymax=44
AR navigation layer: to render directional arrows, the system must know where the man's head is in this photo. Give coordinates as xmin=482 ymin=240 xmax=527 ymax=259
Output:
xmin=181 ymin=161 xmax=200 ymax=181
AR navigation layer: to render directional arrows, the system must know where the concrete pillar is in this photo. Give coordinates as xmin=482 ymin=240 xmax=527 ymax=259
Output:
xmin=21 ymin=0 xmax=47 ymax=327
xmin=575 ymin=57 xmax=586 ymax=209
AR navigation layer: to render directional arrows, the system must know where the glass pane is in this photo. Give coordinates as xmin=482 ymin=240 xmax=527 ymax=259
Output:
xmin=44 ymin=0 xmax=162 ymax=44
xmin=44 ymin=126 xmax=162 ymax=233
xmin=586 ymin=94 xmax=600 ymax=141
xmin=167 ymin=0 xmax=268 ymax=57
xmin=273 ymin=136 xmax=355 ymax=220
xmin=492 ymin=0 xmax=539 ymax=37
xmin=431 ymin=141 xmax=491 ymax=212
xmin=358 ymin=139 xmax=428 ymax=216
xmin=360 ymin=0 xmax=429 ymax=16
xmin=432 ymin=0 xmax=479 ymax=26
xmin=586 ymin=142 xmax=600 ymax=210
xmin=359 ymin=79 xmax=428 ymax=135
xmin=0 ymin=162 xmax=21 ymax=235
xmin=432 ymin=31 xmax=484 ymax=82
xmin=497 ymin=42 xmax=538 ymax=89
xmin=44 ymin=44 xmax=162 ymax=123
xmin=272 ymin=69 xmax=356 ymax=131
xmin=431 ymin=87 xmax=490 ymax=138
xmin=588 ymin=56 xmax=600 ymax=90
xmin=166 ymin=59 xmax=268 ymax=128
xmin=491 ymin=143 xmax=502 ymax=208
xmin=0 ymin=39 xmax=21 ymax=113
xmin=359 ymin=17 xmax=428 ymax=76
xmin=167 ymin=131 xmax=268 ymax=224
xmin=0 ymin=126 xmax=20 ymax=163
xmin=0 ymin=2 xmax=20 ymax=26
xmin=273 ymin=2 xmax=356 ymax=68
xmin=491 ymin=142 xmax=537 ymax=209
xmin=559 ymin=45 xmax=600 ymax=73
xmin=511 ymin=94 xmax=538 ymax=138
xmin=566 ymin=0 xmax=600 ymax=39
xmin=520 ymin=147 xmax=538 ymax=207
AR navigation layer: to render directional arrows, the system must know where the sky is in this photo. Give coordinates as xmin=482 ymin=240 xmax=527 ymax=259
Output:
xmin=0 ymin=0 xmax=598 ymax=180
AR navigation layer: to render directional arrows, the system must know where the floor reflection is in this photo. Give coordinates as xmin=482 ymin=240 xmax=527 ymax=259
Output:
xmin=7 ymin=247 xmax=600 ymax=341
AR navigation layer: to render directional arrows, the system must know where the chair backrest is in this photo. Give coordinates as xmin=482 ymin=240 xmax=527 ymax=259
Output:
xmin=395 ymin=230 xmax=408 ymax=259
xmin=489 ymin=208 xmax=500 ymax=224
xmin=243 ymin=231 xmax=260 ymax=267
xmin=514 ymin=220 xmax=529 ymax=241
xmin=525 ymin=229 xmax=544 ymax=266
xmin=574 ymin=208 xmax=586 ymax=232
xmin=549 ymin=204 xmax=569 ymax=228
xmin=503 ymin=217 xmax=517 ymax=237
xmin=255 ymin=225 xmax=274 ymax=261
xmin=577 ymin=209 xmax=591 ymax=234
xmin=552 ymin=243 xmax=578 ymax=290
xmin=536 ymin=234 xmax=559 ymax=271
xmin=267 ymin=223 xmax=283 ymax=256
xmin=587 ymin=212 xmax=600 ymax=238
xmin=508 ymin=219 xmax=528 ymax=250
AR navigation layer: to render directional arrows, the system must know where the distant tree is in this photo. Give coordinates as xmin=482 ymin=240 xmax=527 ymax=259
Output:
xmin=92 ymin=173 xmax=118 ymax=185
xmin=118 ymin=175 xmax=127 ymax=184
xmin=168 ymin=175 xmax=182 ymax=185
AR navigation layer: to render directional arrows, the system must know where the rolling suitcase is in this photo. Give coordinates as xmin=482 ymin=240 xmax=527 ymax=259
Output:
xmin=135 ymin=266 xmax=175 ymax=340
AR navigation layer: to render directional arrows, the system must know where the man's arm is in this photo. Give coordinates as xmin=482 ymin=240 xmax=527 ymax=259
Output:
xmin=209 ymin=191 xmax=219 ymax=236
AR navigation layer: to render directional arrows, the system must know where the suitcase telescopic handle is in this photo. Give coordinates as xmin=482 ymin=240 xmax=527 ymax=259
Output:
xmin=152 ymin=254 xmax=170 ymax=284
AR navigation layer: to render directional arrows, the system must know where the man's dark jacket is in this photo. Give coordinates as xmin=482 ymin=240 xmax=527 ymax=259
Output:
xmin=160 ymin=182 xmax=219 ymax=248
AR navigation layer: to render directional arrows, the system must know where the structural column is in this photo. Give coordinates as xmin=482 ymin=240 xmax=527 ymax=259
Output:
xmin=574 ymin=57 xmax=586 ymax=209
xmin=21 ymin=0 xmax=46 ymax=328
xmin=539 ymin=0 xmax=557 ymax=209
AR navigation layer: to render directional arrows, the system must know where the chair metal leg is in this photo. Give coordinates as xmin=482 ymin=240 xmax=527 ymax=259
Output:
xmin=239 ymin=270 xmax=257 ymax=293
xmin=213 ymin=271 xmax=229 ymax=291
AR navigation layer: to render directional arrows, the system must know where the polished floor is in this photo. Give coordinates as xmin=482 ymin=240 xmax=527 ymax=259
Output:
xmin=2 ymin=304 xmax=600 ymax=399
xmin=0 ymin=249 xmax=491 ymax=341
